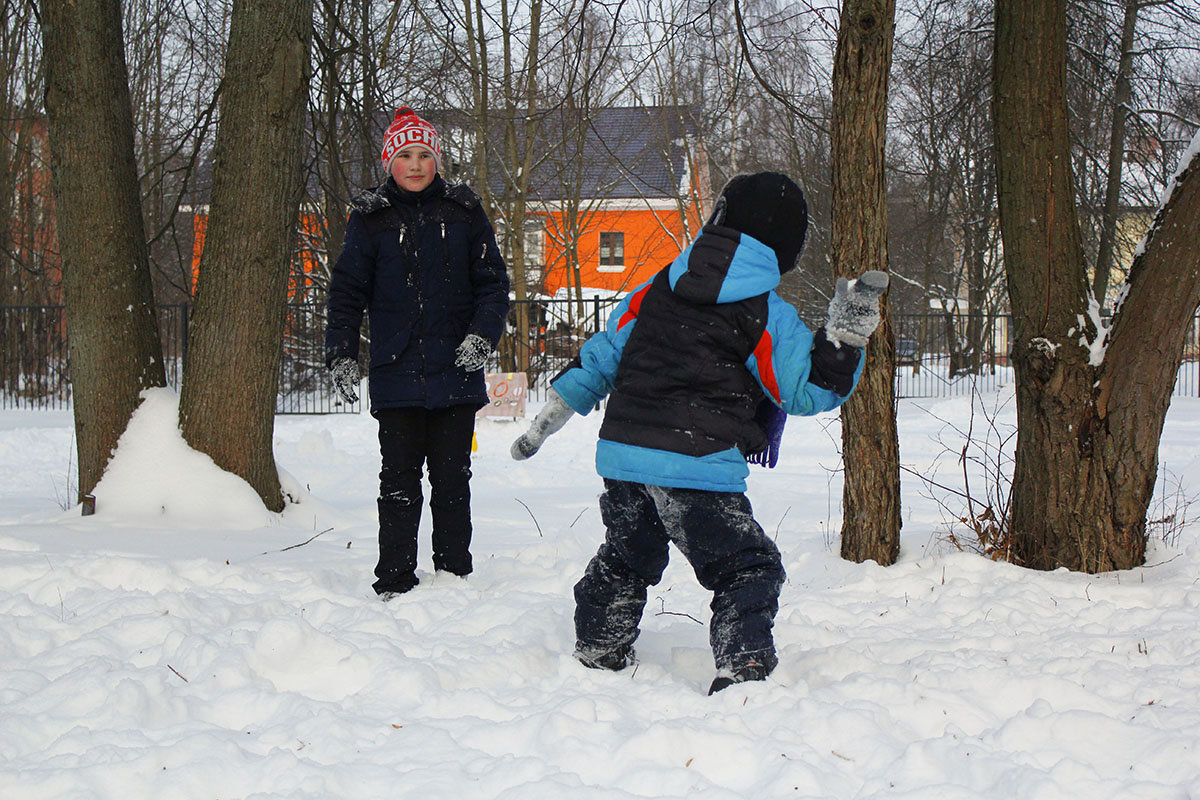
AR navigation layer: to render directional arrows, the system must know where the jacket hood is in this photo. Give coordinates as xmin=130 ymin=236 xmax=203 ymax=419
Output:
xmin=666 ymin=224 xmax=781 ymax=304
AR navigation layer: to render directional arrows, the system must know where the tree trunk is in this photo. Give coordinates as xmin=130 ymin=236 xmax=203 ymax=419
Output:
xmin=995 ymin=0 xmax=1098 ymax=569
xmin=831 ymin=0 xmax=900 ymax=565
xmin=179 ymin=0 xmax=314 ymax=512
xmin=41 ymin=0 xmax=166 ymax=500
xmin=1095 ymin=140 xmax=1200 ymax=554
xmin=994 ymin=0 xmax=1200 ymax=572
xmin=1092 ymin=0 xmax=1139 ymax=307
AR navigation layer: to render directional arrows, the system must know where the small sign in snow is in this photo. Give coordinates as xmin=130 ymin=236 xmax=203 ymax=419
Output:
xmin=478 ymin=372 xmax=527 ymax=419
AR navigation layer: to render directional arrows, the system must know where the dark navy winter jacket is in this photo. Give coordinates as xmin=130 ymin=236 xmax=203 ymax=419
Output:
xmin=325 ymin=175 xmax=509 ymax=413
xmin=552 ymin=225 xmax=863 ymax=492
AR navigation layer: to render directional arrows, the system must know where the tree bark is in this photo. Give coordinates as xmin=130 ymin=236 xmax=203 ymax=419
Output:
xmin=41 ymin=0 xmax=166 ymax=500
xmin=994 ymin=0 xmax=1200 ymax=571
xmin=995 ymin=0 xmax=1099 ymax=570
xmin=1095 ymin=139 xmax=1200 ymax=563
xmin=831 ymin=0 xmax=900 ymax=565
xmin=179 ymin=0 xmax=314 ymax=512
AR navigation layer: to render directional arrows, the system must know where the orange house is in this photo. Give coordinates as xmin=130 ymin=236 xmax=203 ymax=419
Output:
xmin=536 ymin=195 xmax=707 ymax=298
xmin=491 ymin=106 xmax=711 ymax=300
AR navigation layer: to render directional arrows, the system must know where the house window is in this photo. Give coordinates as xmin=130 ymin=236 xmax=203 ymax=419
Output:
xmin=598 ymin=232 xmax=625 ymax=271
xmin=524 ymin=225 xmax=543 ymax=270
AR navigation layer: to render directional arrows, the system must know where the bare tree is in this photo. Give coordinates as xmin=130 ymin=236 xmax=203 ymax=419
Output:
xmin=123 ymin=0 xmax=226 ymax=306
xmin=40 ymin=0 xmax=167 ymax=499
xmin=828 ymin=0 xmax=900 ymax=566
xmin=1090 ymin=0 xmax=1141 ymax=305
xmin=1 ymin=0 xmax=48 ymax=308
xmin=994 ymin=0 xmax=1200 ymax=572
xmin=1062 ymin=0 xmax=1200 ymax=311
xmin=179 ymin=0 xmax=315 ymax=512
xmin=891 ymin=0 xmax=1002 ymax=375
xmin=727 ymin=0 xmax=838 ymax=317
xmin=537 ymin=5 xmax=636 ymax=317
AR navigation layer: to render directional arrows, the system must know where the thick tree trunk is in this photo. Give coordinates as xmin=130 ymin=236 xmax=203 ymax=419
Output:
xmin=994 ymin=0 xmax=1200 ymax=571
xmin=179 ymin=0 xmax=314 ymax=512
xmin=831 ymin=0 xmax=900 ymax=565
xmin=995 ymin=0 xmax=1102 ymax=570
xmin=41 ymin=0 xmax=166 ymax=500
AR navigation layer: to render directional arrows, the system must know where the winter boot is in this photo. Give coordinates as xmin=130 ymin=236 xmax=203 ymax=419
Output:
xmin=574 ymin=643 xmax=636 ymax=672
xmin=377 ymin=575 xmax=419 ymax=601
xmin=708 ymin=660 xmax=771 ymax=695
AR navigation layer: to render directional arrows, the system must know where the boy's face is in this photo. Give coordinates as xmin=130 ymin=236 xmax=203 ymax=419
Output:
xmin=390 ymin=147 xmax=437 ymax=192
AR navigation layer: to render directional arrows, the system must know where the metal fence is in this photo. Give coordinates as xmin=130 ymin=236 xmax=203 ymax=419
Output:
xmin=3 ymin=303 xmax=1198 ymax=411
xmin=0 ymin=303 xmax=353 ymax=413
xmin=891 ymin=313 xmax=1017 ymax=399
xmin=890 ymin=312 xmax=1200 ymax=400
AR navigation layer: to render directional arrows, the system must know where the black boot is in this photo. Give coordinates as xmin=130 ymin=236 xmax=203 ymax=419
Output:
xmin=575 ymin=644 xmax=636 ymax=672
xmin=708 ymin=660 xmax=771 ymax=695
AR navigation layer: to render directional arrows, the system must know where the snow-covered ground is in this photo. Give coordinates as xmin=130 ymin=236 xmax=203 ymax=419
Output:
xmin=2 ymin=387 xmax=1199 ymax=799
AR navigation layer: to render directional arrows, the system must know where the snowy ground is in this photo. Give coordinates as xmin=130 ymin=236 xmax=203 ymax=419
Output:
xmin=2 ymin=387 xmax=1199 ymax=799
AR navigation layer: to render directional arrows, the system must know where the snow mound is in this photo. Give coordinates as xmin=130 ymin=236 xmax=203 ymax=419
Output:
xmin=90 ymin=388 xmax=277 ymax=528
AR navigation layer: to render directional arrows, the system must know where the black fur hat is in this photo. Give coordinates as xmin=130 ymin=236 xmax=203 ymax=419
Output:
xmin=709 ymin=172 xmax=808 ymax=273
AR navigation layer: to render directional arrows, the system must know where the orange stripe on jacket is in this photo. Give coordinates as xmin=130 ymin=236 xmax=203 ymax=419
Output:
xmin=754 ymin=330 xmax=781 ymax=404
xmin=617 ymin=284 xmax=652 ymax=331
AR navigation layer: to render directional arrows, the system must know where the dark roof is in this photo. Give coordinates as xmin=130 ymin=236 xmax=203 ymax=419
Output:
xmin=424 ymin=105 xmax=700 ymax=203
xmin=529 ymin=105 xmax=699 ymax=201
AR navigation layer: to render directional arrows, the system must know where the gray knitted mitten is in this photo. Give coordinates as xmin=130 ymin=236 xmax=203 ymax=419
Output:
xmin=510 ymin=389 xmax=575 ymax=460
xmin=825 ymin=270 xmax=889 ymax=348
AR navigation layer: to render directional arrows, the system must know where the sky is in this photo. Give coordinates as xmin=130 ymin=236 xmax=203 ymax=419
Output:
xmin=1 ymin=385 xmax=1199 ymax=799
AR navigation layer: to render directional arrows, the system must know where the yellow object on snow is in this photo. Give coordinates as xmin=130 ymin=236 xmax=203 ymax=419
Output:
xmin=471 ymin=432 xmax=478 ymax=452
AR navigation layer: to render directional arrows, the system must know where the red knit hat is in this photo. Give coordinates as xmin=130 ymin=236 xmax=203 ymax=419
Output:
xmin=380 ymin=106 xmax=442 ymax=172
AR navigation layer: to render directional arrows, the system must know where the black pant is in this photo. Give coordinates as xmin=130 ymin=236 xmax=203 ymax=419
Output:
xmin=574 ymin=479 xmax=785 ymax=672
xmin=374 ymin=405 xmax=475 ymax=593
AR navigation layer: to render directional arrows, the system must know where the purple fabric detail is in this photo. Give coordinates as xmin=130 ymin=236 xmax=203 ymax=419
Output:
xmin=747 ymin=397 xmax=787 ymax=468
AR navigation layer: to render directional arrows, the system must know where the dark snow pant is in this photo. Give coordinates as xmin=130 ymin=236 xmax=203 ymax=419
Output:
xmin=373 ymin=405 xmax=475 ymax=594
xmin=574 ymin=478 xmax=785 ymax=673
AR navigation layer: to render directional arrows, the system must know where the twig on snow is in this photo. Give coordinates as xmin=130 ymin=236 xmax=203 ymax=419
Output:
xmin=654 ymin=596 xmax=703 ymax=625
xmin=515 ymin=498 xmax=543 ymax=537
xmin=261 ymin=527 xmax=334 ymax=555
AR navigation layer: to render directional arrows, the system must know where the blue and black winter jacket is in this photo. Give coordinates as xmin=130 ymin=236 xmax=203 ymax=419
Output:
xmin=325 ymin=175 xmax=510 ymax=413
xmin=552 ymin=224 xmax=863 ymax=493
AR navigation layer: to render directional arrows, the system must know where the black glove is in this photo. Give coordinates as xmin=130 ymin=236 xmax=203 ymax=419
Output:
xmin=810 ymin=328 xmax=861 ymax=397
xmin=454 ymin=333 xmax=491 ymax=371
xmin=510 ymin=389 xmax=575 ymax=460
xmin=330 ymin=357 xmax=360 ymax=404
xmin=825 ymin=270 xmax=889 ymax=348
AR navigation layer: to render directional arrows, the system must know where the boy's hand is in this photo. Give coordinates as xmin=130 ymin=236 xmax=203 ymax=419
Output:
xmin=454 ymin=333 xmax=491 ymax=371
xmin=330 ymin=357 xmax=360 ymax=404
xmin=510 ymin=389 xmax=575 ymax=460
xmin=825 ymin=270 xmax=889 ymax=348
